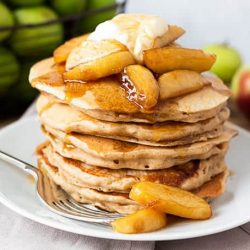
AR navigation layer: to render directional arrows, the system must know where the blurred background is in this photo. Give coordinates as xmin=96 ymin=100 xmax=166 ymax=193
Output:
xmin=0 ymin=0 xmax=250 ymax=127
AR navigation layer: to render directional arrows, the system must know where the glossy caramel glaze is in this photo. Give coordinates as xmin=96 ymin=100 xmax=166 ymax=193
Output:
xmin=65 ymin=77 xmax=140 ymax=113
xmin=31 ymin=56 xmax=231 ymax=116
xmin=32 ymin=63 xmax=65 ymax=87
xmin=120 ymin=70 xmax=145 ymax=109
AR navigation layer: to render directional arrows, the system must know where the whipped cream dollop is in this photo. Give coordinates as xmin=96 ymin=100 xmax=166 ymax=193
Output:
xmin=88 ymin=13 xmax=169 ymax=62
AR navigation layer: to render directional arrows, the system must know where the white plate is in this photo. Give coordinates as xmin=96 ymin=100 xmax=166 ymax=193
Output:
xmin=0 ymin=117 xmax=249 ymax=241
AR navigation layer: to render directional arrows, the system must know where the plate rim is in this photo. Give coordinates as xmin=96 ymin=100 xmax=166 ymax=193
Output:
xmin=0 ymin=116 xmax=250 ymax=241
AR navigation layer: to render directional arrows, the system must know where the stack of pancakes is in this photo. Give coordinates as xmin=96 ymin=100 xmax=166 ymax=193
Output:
xmin=29 ymin=14 xmax=237 ymax=214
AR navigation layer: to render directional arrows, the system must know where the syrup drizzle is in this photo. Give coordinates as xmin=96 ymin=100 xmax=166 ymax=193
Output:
xmin=120 ymin=70 xmax=145 ymax=109
xmin=34 ymin=61 xmax=142 ymax=113
xmin=64 ymin=81 xmax=87 ymax=102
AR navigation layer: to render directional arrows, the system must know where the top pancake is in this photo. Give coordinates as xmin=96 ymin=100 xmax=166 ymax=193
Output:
xmin=29 ymin=58 xmax=230 ymax=123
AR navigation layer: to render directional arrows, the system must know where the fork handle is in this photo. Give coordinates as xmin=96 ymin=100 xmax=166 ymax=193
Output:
xmin=0 ymin=150 xmax=38 ymax=177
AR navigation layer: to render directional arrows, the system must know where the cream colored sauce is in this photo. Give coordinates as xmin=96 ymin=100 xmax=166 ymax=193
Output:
xmin=88 ymin=13 xmax=168 ymax=63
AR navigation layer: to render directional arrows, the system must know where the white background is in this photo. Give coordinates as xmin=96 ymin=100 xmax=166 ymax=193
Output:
xmin=126 ymin=0 xmax=250 ymax=63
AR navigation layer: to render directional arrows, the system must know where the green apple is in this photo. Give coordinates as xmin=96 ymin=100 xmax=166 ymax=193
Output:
xmin=203 ymin=44 xmax=242 ymax=83
xmin=81 ymin=0 xmax=116 ymax=32
xmin=14 ymin=61 xmax=38 ymax=102
xmin=0 ymin=2 xmax=15 ymax=42
xmin=51 ymin=0 xmax=87 ymax=16
xmin=231 ymin=66 xmax=250 ymax=117
xmin=9 ymin=6 xmax=64 ymax=57
xmin=0 ymin=46 xmax=20 ymax=94
xmin=8 ymin=0 xmax=45 ymax=7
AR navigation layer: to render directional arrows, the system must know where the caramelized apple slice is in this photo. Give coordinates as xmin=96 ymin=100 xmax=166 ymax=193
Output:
xmin=144 ymin=47 xmax=216 ymax=74
xmin=64 ymin=39 xmax=135 ymax=81
xmin=111 ymin=208 xmax=167 ymax=234
xmin=158 ymin=70 xmax=205 ymax=100
xmin=153 ymin=25 xmax=185 ymax=48
xmin=130 ymin=182 xmax=212 ymax=220
xmin=65 ymin=51 xmax=135 ymax=81
xmin=121 ymin=65 xmax=159 ymax=109
xmin=53 ymin=34 xmax=89 ymax=64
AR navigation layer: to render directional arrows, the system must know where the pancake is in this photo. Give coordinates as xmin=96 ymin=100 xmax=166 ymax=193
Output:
xmin=193 ymin=170 xmax=230 ymax=199
xmin=29 ymin=58 xmax=230 ymax=123
xmin=30 ymin=13 xmax=236 ymax=218
xmin=37 ymin=146 xmax=230 ymax=214
xmin=41 ymin=142 xmax=227 ymax=193
xmin=37 ymin=94 xmax=230 ymax=146
xmin=43 ymin=125 xmax=236 ymax=170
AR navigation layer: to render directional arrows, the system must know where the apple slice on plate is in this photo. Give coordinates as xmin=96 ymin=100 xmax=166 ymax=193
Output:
xmin=130 ymin=182 xmax=212 ymax=220
xmin=112 ymin=208 xmax=167 ymax=234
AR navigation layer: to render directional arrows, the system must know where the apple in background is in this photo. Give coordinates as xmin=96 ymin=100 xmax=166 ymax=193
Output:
xmin=81 ymin=0 xmax=116 ymax=32
xmin=231 ymin=66 xmax=250 ymax=118
xmin=14 ymin=61 xmax=38 ymax=102
xmin=51 ymin=0 xmax=87 ymax=16
xmin=203 ymin=43 xmax=242 ymax=84
xmin=0 ymin=2 xmax=14 ymax=42
xmin=9 ymin=6 xmax=63 ymax=57
xmin=8 ymin=0 xmax=45 ymax=6
xmin=0 ymin=47 xmax=20 ymax=94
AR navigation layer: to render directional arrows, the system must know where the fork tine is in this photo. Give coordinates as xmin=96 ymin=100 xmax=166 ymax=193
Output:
xmin=51 ymin=201 xmax=115 ymax=223
xmin=56 ymin=201 xmax=104 ymax=218
xmin=67 ymin=199 xmax=121 ymax=218
xmin=62 ymin=200 xmax=122 ymax=220
xmin=65 ymin=200 xmax=110 ymax=216
xmin=59 ymin=202 xmax=109 ymax=218
xmin=0 ymin=149 xmax=123 ymax=225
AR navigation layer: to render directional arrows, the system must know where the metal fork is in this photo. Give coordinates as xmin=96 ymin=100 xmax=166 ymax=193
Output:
xmin=0 ymin=150 xmax=121 ymax=225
